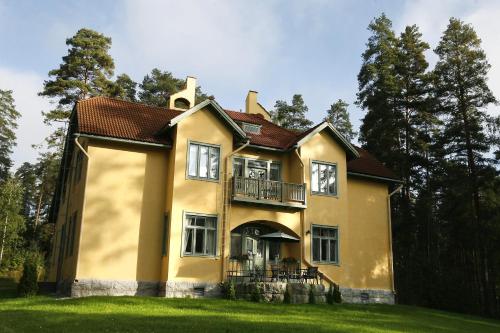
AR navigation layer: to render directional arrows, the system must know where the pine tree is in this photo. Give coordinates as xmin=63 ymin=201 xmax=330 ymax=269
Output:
xmin=108 ymin=73 xmax=137 ymax=102
xmin=357 ymin=14 xmax=400 ymax=170
xmin=433 ymin=18 xmax=498 ymax=316
xmin=39 ymin=28 xmax=115 ymax=146
xmin=271 ymin=94 xmax=313 ymax=131
xmin=324 ymin=99 xmax=356 ymax=141
xmin=0 ymin=90 xmax=20 ymax=182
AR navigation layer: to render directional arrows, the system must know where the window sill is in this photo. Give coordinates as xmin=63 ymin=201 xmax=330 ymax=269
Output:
xmin=311 ymin=192 xmax=339 ymax=198
xmin=312 ymin=261 xmax=340 ymax=266
xmin=186 ymin=176 xmax=220 ymax=183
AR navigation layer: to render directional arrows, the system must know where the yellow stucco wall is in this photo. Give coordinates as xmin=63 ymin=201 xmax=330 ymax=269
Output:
xmin=165 ymin=107 xmax=231 ymax=283
xmin=346 ymin=177 xmax=391 ymax=290
xmin=47 ymin=139 xmax=89 ymax=283
xmin=300 ymin=131 xmax=351 ymax=284
xmin=48 ymin=106 xmax=393 ymax=293
xmin=76 ymin=141 xmax=168 ymax=282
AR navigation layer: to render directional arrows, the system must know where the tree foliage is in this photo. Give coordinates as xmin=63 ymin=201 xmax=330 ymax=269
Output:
xmin=108 ymin=73 xmax=137 ymax=102
xmin=0 ymin=90 xmax=20 ymax=181
xmin=324 ymin=99 xmax=356 ymax=141
xmin=138 ymin=68 xmax=209 ymax=107
xmin=271 ymin=94 xmax=313 ymax=131
xmin=0 ymin=177 xmax=25 ymax=272
xmin=358 ymin=14 xmax=500 ymax=317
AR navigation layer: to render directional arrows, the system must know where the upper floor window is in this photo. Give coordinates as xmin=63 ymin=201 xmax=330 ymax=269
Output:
xmin=312 ymin=225 xmax=338 ymax=264
xmin=233 ymin=157 xmax=281 ymax=181
xmin=311 ymin=161 xmax=337 ymax=196
xmin=183 ymin=213 xmax=217 ymax=256
xmin=241 ymin=122 xmax=261 ymax=135
xmin=188 ymin=142 xmax=220 ymax=181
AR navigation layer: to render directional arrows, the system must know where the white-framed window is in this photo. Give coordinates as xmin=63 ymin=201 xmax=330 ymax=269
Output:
xmin=241 ymin=122 xmax=262 ymax=135
xmin=311 ymin=161 xmax=337 ymax=196
xmin=183 ymin=213 xmax=217 ymax=256
xmin=312 ymin=225 xmax=338 ymax=264
xmin=187 ymin=142 xmax=220 ymax=181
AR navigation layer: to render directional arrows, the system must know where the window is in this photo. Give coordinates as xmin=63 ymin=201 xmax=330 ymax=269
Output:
xmin=311 ymin=161 xmax=337 ymax=196
xmin=69 ymin=212 xmax=77 ymax=256
xmin=75 ymin=150 xmax=83 ymax=183
xmin=187 ymin=142 xmax=220 ymax=181
xmin=162 ymin=214 xmax=169 ymax=256
xmin=241 ymin=122 xmax=261 ymax=134
xmin=232 ymin=157 xmax=281 ymax=181
xmin=312 ymin=225 xmax=338 ymax=264
xmin=183 ymin=214 xmax=217 ymax=256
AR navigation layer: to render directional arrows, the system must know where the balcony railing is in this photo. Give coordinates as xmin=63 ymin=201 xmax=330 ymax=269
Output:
xmin=232 ymin=176 xmax=306 ymax=208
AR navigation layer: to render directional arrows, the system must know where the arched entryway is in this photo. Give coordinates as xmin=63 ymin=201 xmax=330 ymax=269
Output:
xmin=228 ymin=221 xmax=301 ymax=275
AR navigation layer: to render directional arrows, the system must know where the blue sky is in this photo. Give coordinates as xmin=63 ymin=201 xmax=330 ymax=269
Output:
xmin=1 ymin=0 xmax=499 ymax=167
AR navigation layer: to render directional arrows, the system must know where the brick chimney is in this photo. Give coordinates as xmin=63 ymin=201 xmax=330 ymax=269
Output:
xmin=168 ymin=76 xmax=196 ymax=110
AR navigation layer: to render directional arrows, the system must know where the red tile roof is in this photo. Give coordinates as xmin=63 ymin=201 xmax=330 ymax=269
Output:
xmin=348 ymin=147 xmax=398 ymax=180
xmin=76 ymin=96 xmax=182 ymax=145
xmin=75 ymin=96 xmax=398 ymax=182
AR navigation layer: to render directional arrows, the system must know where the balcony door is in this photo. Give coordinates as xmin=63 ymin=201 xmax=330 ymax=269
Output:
xmin=248 ymin=160 xmax=268 ymax=180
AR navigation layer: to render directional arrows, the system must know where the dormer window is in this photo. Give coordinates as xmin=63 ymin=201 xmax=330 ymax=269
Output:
xmin=241 ymin=122 xmax=261 ymax=135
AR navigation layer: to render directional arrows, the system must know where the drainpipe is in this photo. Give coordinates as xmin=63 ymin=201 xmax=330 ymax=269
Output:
xmin=72 ymin=135 xmax=90 ymax=281
xmin=387 ymin=184 xmax=403 ymax=294
xmin=221 ymin=140 xmax=251 ymax=282
xmin=293 ymin=149 xmax=336 ymax=286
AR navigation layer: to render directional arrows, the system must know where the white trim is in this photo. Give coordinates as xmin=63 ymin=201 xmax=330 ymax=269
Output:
xmin=294 ymin=122 xmax=359 ymax=158
xmin=169 ymin=99 xmax=247 ymax=139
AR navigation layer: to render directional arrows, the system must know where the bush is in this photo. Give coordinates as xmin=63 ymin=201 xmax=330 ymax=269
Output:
xmin=220 ymin=280 xmax=236 ymax=300
xmin=250 ymin=283 xmax=262 ymax=303
xmin=333 ymin=283 xmax=342 ymax=303
xmin=326 ymin=284 xmax=334 ymax=304
xmin=284 ymin=286 xmax=291 ymax=304
xmin=309 ymin=284 xmax=316 ymax=304
xmin=17 ymin=253 xmax=41 ymax=297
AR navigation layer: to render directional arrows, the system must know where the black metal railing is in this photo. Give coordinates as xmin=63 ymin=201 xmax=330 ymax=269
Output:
xmin=232 ymin=177 xmax=306 ymax=207
xmin=226 ymin=268 xmax=322 ymax=284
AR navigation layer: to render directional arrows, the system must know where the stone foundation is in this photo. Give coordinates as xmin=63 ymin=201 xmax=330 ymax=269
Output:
xmin=234 ymin=282 xmax=325 ymax=304
xmin=159 ymin=281 xmax=221 ymax=298
xmin=340 ymin=287 xmax=395 ymax=304
xmin=70 ymin=279 xmax=159 ymax=297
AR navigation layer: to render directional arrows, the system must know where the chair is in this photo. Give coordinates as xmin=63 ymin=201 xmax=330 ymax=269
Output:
xmin=302 ymin=267 xmax=321 ymax=284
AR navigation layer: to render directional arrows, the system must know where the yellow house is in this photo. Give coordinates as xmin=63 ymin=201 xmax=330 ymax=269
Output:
xmin=47 ymin=77 xmax=401 ymax=304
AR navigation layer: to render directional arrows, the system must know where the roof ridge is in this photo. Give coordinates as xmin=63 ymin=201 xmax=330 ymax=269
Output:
xmin=79 ymin=95 xmax=178 ymax=112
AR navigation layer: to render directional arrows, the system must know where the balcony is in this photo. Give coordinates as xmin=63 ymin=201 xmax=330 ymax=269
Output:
xmin=232 ymin=176 xmax=307 ymax=208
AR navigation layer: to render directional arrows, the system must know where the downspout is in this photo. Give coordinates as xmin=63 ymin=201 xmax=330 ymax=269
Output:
xmin=388 ymin=184 xmax=403 ymax=294
xmin=73 ymin=135 xmax=90 ymax=281
xmin=293 ymin=149 xmax=336 ymax=286
xmin=221 ymin=140 xmax=251 ymax=281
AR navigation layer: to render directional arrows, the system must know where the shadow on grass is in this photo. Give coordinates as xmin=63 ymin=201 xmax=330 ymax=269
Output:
xmin=0 ymin=297 xmax=499 ymax=333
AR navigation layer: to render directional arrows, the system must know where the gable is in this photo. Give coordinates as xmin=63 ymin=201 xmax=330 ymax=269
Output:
xmin=294 ymin=122 xmax=359 ymax=159
xmin=167 ymin=99 xmax=247 ymax=140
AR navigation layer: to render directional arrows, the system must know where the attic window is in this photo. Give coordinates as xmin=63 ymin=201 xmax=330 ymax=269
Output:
xmin=242 ymin=122 xmax=261 ymax=134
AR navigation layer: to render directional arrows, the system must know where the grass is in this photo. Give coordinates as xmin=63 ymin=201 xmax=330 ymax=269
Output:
xmin=0 ymin=278 xmax=499 ymax=333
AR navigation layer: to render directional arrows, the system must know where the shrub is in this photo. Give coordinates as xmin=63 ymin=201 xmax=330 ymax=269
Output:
xmin=17 ymin=253 xmax=41 ymax=297
xmin=250 ymin=283 xmax=262 ymax=302
xmin=220 ymin=280 xmax=236 ymax=300
xmin=333 ymin=283 xmax=342 ymax=303
xmin=309 ymin=284 xmax=316 ymax=304
xmin=284 ymin=286 xmax=291 ymax=304
xmin=326 ymin=284 xmax=334 ymax=304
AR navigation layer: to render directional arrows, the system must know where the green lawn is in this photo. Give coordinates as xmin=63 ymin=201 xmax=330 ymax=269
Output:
xmin=1 ymin=291 xmax=500 ymax=333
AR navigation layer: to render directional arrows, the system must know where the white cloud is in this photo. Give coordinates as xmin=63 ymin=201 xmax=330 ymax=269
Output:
xmin=397 ymin=0 xmax=500 ymax=117
xmin=113 ymin=0 xmax=283 ymax=90
xmin=0 ymin=67 xmax=53 ymax=170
